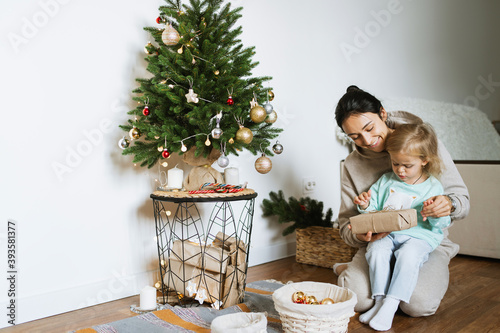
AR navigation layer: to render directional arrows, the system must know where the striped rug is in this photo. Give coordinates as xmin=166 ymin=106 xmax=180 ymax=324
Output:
xmin=73 ymin=280 xmax=284 ymax=333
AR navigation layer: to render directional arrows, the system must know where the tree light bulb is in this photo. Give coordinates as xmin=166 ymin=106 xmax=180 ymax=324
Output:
xmin=155 ymin=281 xmax=161 ymax=289
xmin=162 ymin=162 xmax=168 ymax=167
xmin=157 ymin=146 xmax=164 ymax=152
xmin=177 ymin=46 xmax=183 ymax=54
xmin=205 ymin=136 xmax=211 ymax=146
xmin=166 ymin=210 xmax=172 ymax=216
xmin=181 ymin=142 xmax=187 ymax=152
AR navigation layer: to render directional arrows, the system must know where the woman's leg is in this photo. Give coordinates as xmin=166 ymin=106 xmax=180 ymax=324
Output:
xmin=337 ymin=247 xmax=373 ymax=312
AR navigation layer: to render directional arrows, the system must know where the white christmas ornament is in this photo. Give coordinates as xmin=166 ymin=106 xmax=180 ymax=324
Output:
xmin=162 ymin=24 xmax=180 ymax=45
xmin=194 ymin=288 xmax=208 ymax=304
xmin=185 ymin=89 xmax=199 ymax=103
xmin=217 ymin=154 xmax=229 ymax=168
xmin=186 ymin=281 xmax=197 ymax=297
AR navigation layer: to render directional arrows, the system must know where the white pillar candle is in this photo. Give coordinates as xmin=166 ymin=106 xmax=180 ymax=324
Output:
xmin=224 ymin=167 xmax=239 ymax=185
xmin=167 ymin=166 xmax=184 ymax=189
xmin=140 ymin=286 xmax=157 ymax=310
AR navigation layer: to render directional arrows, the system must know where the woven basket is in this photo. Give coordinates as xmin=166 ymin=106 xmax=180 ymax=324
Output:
xmin=273 ymin=282 xmax=357 ymax=333
xmin=296 ymin=226 xmax=357 ymax=268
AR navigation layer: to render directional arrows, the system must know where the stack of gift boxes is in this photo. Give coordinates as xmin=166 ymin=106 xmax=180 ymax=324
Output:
xmin=163 ymin=231 xmax=247 ymax=309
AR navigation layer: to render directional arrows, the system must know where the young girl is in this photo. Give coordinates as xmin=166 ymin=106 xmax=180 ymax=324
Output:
xmin=353 ymin=123 xmax=451 ymax=331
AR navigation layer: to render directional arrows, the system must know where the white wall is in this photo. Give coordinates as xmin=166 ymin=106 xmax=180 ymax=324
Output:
xmin=1 ymin=0 xmax=498 ymax=327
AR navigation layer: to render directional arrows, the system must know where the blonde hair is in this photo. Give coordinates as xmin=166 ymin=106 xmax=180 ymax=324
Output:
xmin=386 ymin=123 xmax=444 ymax=177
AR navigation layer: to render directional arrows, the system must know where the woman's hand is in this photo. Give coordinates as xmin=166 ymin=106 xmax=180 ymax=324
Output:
xmin=348 ymin=225 xmax=389 ymax=242
xmin=420 ymin=195 xmax=452 ymax=221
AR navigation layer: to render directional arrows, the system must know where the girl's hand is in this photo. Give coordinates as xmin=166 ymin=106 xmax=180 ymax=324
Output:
xmin=421 ymin=195 xmax=452 ymax=221
xmin=354 ymin=190 xmax=372 ymax=210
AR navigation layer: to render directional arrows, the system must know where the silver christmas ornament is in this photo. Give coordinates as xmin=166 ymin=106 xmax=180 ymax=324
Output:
xmin=118 ymin=136 xmax=130 ymax=149
xmin=211 ymin=127 xmax=223 ymax=139
xmin=263 ymin=102 xmax=273 ymax=114
xmin=217 ymin=154 xmax=229 ymax=168
xmin=273 ymin=142 xmax=284 ymax=154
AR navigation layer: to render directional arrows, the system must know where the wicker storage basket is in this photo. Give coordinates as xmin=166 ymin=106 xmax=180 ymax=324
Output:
xmin=273 ymin=281 xmax=357 ymax=333
xmin=296 ymin=226 xmax=357 ymax=268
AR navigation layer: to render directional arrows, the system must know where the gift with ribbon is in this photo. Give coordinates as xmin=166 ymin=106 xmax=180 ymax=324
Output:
xmin=349 ymin=208 xmax=417 ymax=234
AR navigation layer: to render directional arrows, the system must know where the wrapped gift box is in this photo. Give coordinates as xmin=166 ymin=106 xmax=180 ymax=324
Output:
xmin=164 ymin=259 xmax=223 ymax=303
xmin=349 ymin=209 xmax=417 ymax=234
xmin=213 ymin=231 xmax=247 ymax=266
xmin=164 ymin=233 xmax=248 ymax=308
xmin=171 ymin=240 xmax=230 ymax=273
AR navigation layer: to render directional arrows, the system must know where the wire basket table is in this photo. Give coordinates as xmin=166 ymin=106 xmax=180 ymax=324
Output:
xmin=150 ymin=189 xmax=257 ymax=308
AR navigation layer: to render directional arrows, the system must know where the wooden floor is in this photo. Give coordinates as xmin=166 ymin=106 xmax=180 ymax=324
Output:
xmin=3 ymin=254 xmax=500 ymax=332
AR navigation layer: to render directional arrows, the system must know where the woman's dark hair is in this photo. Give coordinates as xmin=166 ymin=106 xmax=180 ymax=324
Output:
xmin=335 ymin=85 xmax=384 ymax=129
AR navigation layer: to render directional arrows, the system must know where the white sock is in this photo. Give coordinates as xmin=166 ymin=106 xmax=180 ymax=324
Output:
xmin=359 ymin=295 xmax=384 ymax=324
xmin=369 ymin=296 xmax=400 ymax=331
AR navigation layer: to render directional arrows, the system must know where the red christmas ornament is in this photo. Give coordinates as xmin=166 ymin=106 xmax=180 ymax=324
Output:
xmin=162 ymin=149 xmax=170 ymax=158
xmin=156 ymin=16 xmax=162 ymax=24
xmin=226 ymin=96 xmax=234 ymax=105
xmin=142 ymin=106 xmax=150 ymax=116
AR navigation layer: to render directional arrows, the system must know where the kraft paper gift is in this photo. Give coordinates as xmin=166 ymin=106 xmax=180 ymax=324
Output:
xmin=164 ymin=259 xmax=222 ymax=303
xmin=213 ymin=231 xmax=247 ymax=266
xmin=171 ymin=240 xmax=230 ymax=273
xmin=349 ymin=209 xmax=417 ymax=234
xmin=221 ymin=263 xmax=247 ymax=308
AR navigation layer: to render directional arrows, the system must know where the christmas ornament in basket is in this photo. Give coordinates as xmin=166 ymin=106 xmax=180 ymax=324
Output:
xmin=272 ymin=281 xmax=357 ymax=333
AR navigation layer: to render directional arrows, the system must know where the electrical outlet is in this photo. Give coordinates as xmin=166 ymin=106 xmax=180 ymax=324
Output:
xmin=303 ymin=177 xmax=317 ymax=194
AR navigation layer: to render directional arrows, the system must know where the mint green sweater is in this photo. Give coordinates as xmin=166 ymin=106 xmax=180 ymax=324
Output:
xmin=358 ymin=172 xmax=451 ymax=249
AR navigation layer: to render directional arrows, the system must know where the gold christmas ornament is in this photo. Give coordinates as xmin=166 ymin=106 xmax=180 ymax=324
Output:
xmin=268 ymin=90 xmax=275 ymax=101
xmin=129 ymin=127 xmax=140 ymax=140
xmin=250 ymin=105 xmax=267 ymax=123
xmin=292 ymin=291 xmax=306 ymax=303
xmin=265 ymin=110 xmax=278 ymax=123
xmin=236 ymin=126 xmax=253 ymax=144
xmin=255 ymin=154 xmax=272 ymax=174
xmin=144 ymin=42 xmax=154 ymax=54
xmin=320 ymin=298 xmax=335 ymax=305
xmin=162 ymin=24 xmax=180 ymax=45
xmin=305 ymin=295 xmax=317 ymax=304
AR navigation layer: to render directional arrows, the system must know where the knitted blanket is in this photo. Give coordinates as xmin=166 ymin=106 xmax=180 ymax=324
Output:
xmin=72 ymin=280 xmax=284 ymax=333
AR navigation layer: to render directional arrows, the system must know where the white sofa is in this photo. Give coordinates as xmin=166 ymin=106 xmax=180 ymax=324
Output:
xmin=382 ymin=98 xmax=500 ymax=259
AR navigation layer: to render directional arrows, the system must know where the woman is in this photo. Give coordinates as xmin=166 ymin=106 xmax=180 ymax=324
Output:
xmin=335 ymin=86 xmax=470 ymax=317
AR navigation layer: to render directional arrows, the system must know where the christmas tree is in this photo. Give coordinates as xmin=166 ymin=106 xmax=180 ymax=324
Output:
xmin=119 ymin=0 xmax=283 ymax=170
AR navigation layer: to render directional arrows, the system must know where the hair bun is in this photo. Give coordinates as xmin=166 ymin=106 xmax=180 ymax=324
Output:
xmin=346 ymin=85 xmax=361 ymax=93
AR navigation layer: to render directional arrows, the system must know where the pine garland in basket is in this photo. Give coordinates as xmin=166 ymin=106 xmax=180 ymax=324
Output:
xmin=261 ymin=190 xmax=334 ymax=236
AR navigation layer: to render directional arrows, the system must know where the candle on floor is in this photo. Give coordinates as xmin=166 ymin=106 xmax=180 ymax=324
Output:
xmin=167 ymin=166 xmax=184 ymax=189
xmin=224 ymin=167 xmax=239 ymax=185
xmin=140 ymin=286 xmax=157 ymax=310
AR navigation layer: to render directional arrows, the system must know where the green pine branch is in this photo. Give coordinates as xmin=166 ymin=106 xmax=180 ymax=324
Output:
xmin=262 ymin=191 xmax=334 ymax=236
